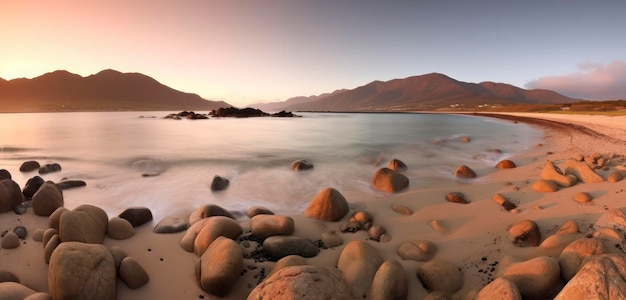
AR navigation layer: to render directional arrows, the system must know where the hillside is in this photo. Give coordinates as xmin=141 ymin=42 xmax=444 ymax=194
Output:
xmin=263 ymin=73 xmax=578 ymax=112
xmin=0 ymin=69 xmax=230 ymax=112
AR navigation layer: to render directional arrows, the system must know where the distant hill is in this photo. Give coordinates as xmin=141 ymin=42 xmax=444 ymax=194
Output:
xmin=262 ymin=73 xmax=578 ymax=112
xmin=250 ymin=89 xmax=347 ymax=111
xmin=0 ymin=69 xmax=231 ymax=112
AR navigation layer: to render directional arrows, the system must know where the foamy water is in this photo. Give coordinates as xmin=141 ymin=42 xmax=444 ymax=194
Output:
xmin=0 ymin=112 xmax=542 ymax=220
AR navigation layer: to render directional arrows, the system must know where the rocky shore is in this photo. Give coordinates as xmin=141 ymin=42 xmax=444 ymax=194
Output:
xmin=2 ymin=112 xmax=626 ymax=299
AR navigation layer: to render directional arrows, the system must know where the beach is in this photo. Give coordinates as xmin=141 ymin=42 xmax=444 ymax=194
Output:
xmin=2 ymin=112 xmax=626 ymax=299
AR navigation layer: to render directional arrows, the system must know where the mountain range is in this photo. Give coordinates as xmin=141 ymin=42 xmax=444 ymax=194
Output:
xmin=251 ymin=73 xmax=577 ymax=112
xmin=0 ymin=69 xmax=229 ymax=112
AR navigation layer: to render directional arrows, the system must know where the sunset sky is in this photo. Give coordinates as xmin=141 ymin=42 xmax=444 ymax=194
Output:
xmin=1 ymin=0 xmax=626 ymax=106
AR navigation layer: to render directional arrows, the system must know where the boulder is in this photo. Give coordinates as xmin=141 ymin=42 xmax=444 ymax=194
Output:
xmin=0 ymin=270 xmax=19 ymax=283
xmin=197 ymin=236 xmax=243 ymax=297
xmin=24 ymin=292 xmax=51 ymax=300
xmin=210 ymin=175 xmax=230 ymax=191
xmin=268 ymin=255 xmax=308 ymax=278
xmin=180 ymin=218 xmax=210 ymax=252
xmin=391 ymin=204 xmax=412 ymax=215
xmin=555 ymin=254 xmax=626 ymax=299
xmin=532 ymin=179 xmax=559 ymax=192
xmin=454 ymin=165 xmax=476 ymax=178
xmin=248 ymin=266 xmax=356 ymax=300
xmin=0 ymin=169 xmax=11 ymax=180
xmin=32 ymin=181 xmax=63 ymax=216
xmin=495 ymin=160 xmax=517 ymax=169
xmin=500 ymin=256 xmax=562 ymax=299
xmin=387 ymin=158 xmax=408 ymax=172
xmin=417 ymin=259 xmax=464 ymax=293
xmin=290 ymin=160 xmax=314 ymax=172
xmin=321 ymin=231 xmax=343 ymax=248
xmin=371 ymin=167 xmax=409 ymax=193
xmin=303 ymin=187 xmax=349 ymax=221
xmin=559 ymin=238 xmax=606 ymax=281
xmin=153 ymin=216 xmax=188 ymax=233
xmin=1 ymin=232 xmax=20 ymax=249
xmin=368 ymin=225 xmax=386 ymax=241
xmin=107 ymin=217 xmax=135 ymax=240
xmin=492 ymin=193 xmax=517 ymax=211
xmin=22 ymin=176 xmax=44 ymax=199
xmin=42 ymin=228 xmax=58 ymax=247
xmin=608 ymin=171 xmax=624 ymax=183
xmin=48 ymin=242 xmax=116 ymax=300
xmin=44 ymin=234 xmax=60 ymax=264
xmin=56 ymin=180 xmax=87 ymax=190
xmin=508 ymin=219 xmax=541 ymax=247
xmin=594 ymin=208 xmax=626 ymax=231
xmin=477 ymin=277 xmax=522 ymax=300
xmin=119 ymin=257 xmax=149 ymax=289
xmin=32 ymin=229 xmax=44 ymax=242
xmin=337 ymin=240 xmax=384 ymax=298
xmin=0 ymin=179 xmax=22 ymax=213
xmin=423 ymin=291 xmax=452 ymax=300
xmin=48 ymin=207 xmax=69 ymax=231
xmin=263 ymin=236 xmax=320 ymax=260
xmin=573 ymin=192 xmax=593 ymax=203
xmin=194 ymin=216 xmax=242 ymax=256
xmin=38 ymin=163 xmax=62 ymax=174
xmin=564 ymin=159 xmax=604 ymax=183
xmin=370 ymin=259 xmax=408 ymax=300
xmin=246 ymin=206 xmax=274 ymax=218
xmin=556 ymin=220 xmax=579 ymax=235
xmin=59 ymin=204 xmax=108 ymax=244
xmin=0 ymin=282 xmax=37 ymax=299
xmin=19 ymin=160 xmax=40 ymax=172
xmin=109 ymin=245 xmax=127 ymax=270
xmin=251 ymin=215 xmax=295 ymax=239
xmin=541 ymin=160 xmax=577 ymax=187
xmin=118 ymin=207 xmax=153 ymax=227
xmin=445 ymin=192 xmax=469 ymax=204
xmin=189 ymin=204 xmax=234 ymax=225
xmin=397 ymin=240 xmax=437 ymax=262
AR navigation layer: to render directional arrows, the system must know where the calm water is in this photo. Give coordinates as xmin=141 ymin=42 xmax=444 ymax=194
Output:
xmin=0 ymin=112 xmax=542 ymax=220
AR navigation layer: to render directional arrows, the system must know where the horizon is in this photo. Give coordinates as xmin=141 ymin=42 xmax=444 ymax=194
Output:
xmin=2 ymin=1 xmax=626 ymax=106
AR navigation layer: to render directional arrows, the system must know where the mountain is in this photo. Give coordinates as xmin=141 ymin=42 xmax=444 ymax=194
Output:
xmin=249 ymin=89 xmax=347 ymax=111
xmin=0 ymin=69 xmax=230 ymax=112
xmin=275 ymin=73 xmax=577 ymax=112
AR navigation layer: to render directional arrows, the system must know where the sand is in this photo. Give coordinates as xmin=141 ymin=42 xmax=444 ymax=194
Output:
xmin=2 ymin=112 xmax=626 ymax=299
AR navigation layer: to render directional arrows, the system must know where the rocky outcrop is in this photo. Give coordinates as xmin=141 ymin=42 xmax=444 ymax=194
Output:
xmin=210 ymin=107 xmax=269 ymax=118
xmin=555 ymin=254 xmax=626 ymax=299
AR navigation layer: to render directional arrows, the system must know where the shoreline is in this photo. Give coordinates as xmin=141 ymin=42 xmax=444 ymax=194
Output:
xmin=2 ymin=112 xmax=626 ymax=299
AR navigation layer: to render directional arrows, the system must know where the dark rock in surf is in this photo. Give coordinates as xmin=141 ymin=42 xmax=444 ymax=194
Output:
xmin=57 ymin=180 xmax=87 ymax=190
xmin=19 ymin=161 xmax=40 ymax=172
xmin=210 ymin=175 xmax=230 ymax=191
xmin=496 ymin=160 xmax=517 ymax=169
xmin=38 ymin=163 xmax=62 ymax=175
xmin=387 ymin=158 xmax=408 ymax=172
xmin=290 ymin=160 xmax=314 ymax=172
xmin=271 ymin=110 xmax=298 ymax=117
xmin=153 ymin=216 xmax=189 ymax=233
xmin=445 ymin=192 xmax=469 ymax=204
xmin=454 ymin=165 xmax=476 ymax=178
xmin=32 ymin=181 xmax=63 ymax=216
xmin=211 ymin=107 xmax=269 ymax=118
xmin=0 ymin=179 xmax=23 ymax=213
xmin=118 ymin=207 xmax=153 ymax=227
xmin=303 ymin=188 xmax=349 ymax=222
xmin=0 ymin=169 xmax=11 ymax=180
xmin=22 ymin=176 xmax=44 ymax=198
xmin=371 ymin=168 xmax=409 ymax=193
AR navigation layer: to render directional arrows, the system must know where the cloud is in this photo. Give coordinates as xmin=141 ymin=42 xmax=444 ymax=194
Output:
xmin=525 ymin=60 xmax=626 ymax=100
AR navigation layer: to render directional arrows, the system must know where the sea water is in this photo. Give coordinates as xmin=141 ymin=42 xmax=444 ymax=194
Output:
xmin=0 ymin=112 xmax=542 ymax=220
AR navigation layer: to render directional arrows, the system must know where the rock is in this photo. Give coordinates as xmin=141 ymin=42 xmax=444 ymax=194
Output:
xmin=492 ymin=193 xmax=517 ymax=211
xmin=573 ymin=192 xmax=593 ymax=203
xmin=594 ymin=208 xmax=626 ymax=230
xmin=608 ymin=171 xmax=624 ymax=183
xmin=321 ymin=231 xmax=343 ymax=248
xmin=246 ymin=206 xmax=274 ymax=218
xmin=508 ymin=219 xmax=541 ymax=247
xmin=48 ymin=207 xmax=69 ymax=231
xmin=189 ymin=204 xmax=234 ymax=225
xmin=0 ymin=179 xmax=23 ymax=213
xmin=42 ymin=228 xmax=58 ymax=247
xmin=1 ymin=232 xmax=20 ymax=249
xmin=500 ymin=256 xmax=562 ymax=299
xmin=107 ymin=217 xmax=135 ymax=240
xmin=290 ymin=159 xmax=314 ymax=172
xmin=268 ymin=255 xmax=308 ymax=278
xmin=210 ymin=106 xmax=269 ymax=118
xmin=387 ymin=159 xmax=408 ymax=172
xmin=557 ymin=220 xmax=579 ymax=235
xmin=454 ymin=165 xmax=476 ymax=179
xmin=22 ymin=176 xmax=44 ymax=199
xmin=153 ymin=216 xmax=188 ymax=233
xmin=197 ymin=236 xmax=243 ymax=297
xmin=417 ymin=259 xmax=464 ymax=293
xmin=119 ymin=257 xmax=149 ymax=289
xmin=19 ymin=161 xmax=40 ymax=172
xmin=180 ymin=218 xmax=210 ymax=252
xmin=271 ymin=110 xmax=298 ymax=117
xmin=370 ymin=259 xmax=408 ymax=300
xmin=540 ymin=233 xmax=581 ymax=249
xmin=430 ymin=219 xmax=449 ymax=233
xmin=445 ymin=192 xmax=469 ymax=204
xmin=391 ymin=204 xmax=412 ymax=215
xmin=555 ymin=254 xmax=626 ymax=299
xmin=13 ymin=225 xmax=27 ymax=239
xmin=495 ymin=160 xmax=517 ymax=169
xmin=44 ymin=235 xmax=60 ymax=264
xmin=13 ymin=202 xmax=27 ymax=215
xmin=263 ymin=236 xmax=320 ymax=260
xmin=48 ymin=242 xmax=116 ymax=300
xmin=337 ymin=241 xmax=384 ymax=298
xmin=477 ymin=277 xmax=522 ymax=300
xmin=194 ymin=216 xmax=242 ymax=256
xmin=460 ymin=136 xmax=471 ymax=143
xmin=210 ymin=175 xmax=230 ymax=191
xmin=38 ymin=163 xmax=62 ymax=175
xmin=109 ymin=246 xmax=127 ymax=270
xmin=118 ymin=207 xmax=153 ymax=227
xmin=0 ymin=282 xmax=37 ymax=299
xmin=532 ymin=179 xmax=559 ymax=192
xmin=559 ymin=238 xmax=606 ymax=281
xmin=56 ymin=180 xmax=87 ymax=190
xmin=59 ymin=204 xmax=108 ymax=244
xmin=31 ymin=181 xmax=63 ymax=216
xmin=251 ymin=214 xmax=295 ymax=239
xmin=248 ymin=265 xmax=356 ymax=300
xmin=564 ymin=159 xmax=604 ymax=183
xmin=24 ymin=292 xmax=52 ymax=300
xmin=541 ymin=160 xmax=577 ymax=187
xmin=303 ymin=187 xmax=349 ymax=221
xmin=0 ymin=270 xmax=19 ymax=283
xmin=349 ymin=210 xmax=373 ymax=228
xmin=0 ymin=169 xmax=11 ymax=180
xmin=397 ymin=240 xmax=437 ymax=262
xmin=371 ymin=167 xmax=409 ymax=193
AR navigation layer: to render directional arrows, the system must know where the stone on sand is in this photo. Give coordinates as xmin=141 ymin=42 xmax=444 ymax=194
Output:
xmin=42 ymin=228 xmax=57 ymax=247
xmin=193 ymin=216 xmax=242 ymax=256
xmin=454 ymin=165 xmax=476 ymax=179
xmin=397 ymin=240 xmax=437 ymax=262
xmin=1 ymin=232 xmax=20 ymax=249
xmin=303 ymin=187 xmax=349 ymax=222
xmin=263 ymin=236 xmax=320 ymax=260
xmin=59 ymin=204 xmax=108 ymax=244
xmin=22 ymin=176 xmax=44 ymax=199
xmin=559 ymin=237 xmax=606 ymax=281
xmin=246 ymin=206 xmax=274 ymax=218
xmin=321 ymin=231 xmax=343 ymax=248
xmin=19 ymin=160 xmax=40 ymax=172
xmin=368 ymin=225 xmax=386 ymax=241
xmin=495 ymin=159 xmax=517 ymax=169
xmin=508 ymin=219 xmax=541 ymax=247
xmin=337 ymin=240 xmax=384 ymax=298
xmin=268 ymin=255 xmax=308 ymax=277
xmin=532 ymin=179 xmax=559 ymax=192
xmin=477 ymin=277 xmax=522 ymax=300
xmin=608 ymin=171 xmax=624 ymax=183
xmin=0 ymin=269 xmax=19 ymax=283
xmin=0 ymin=179 xmax=22 ymax=213
xmin=110 ymin=245 xmax=127 ymax=270
xmin=180 ymin=218 xmax=210 ymax=252
xmin=555 ymin=254 xmax=626 ymax=299
xmin=556 ymin=220 xmax=579 ymax=235
xmin=573 ymin=192 xmax=593 ymax=203
xmin=492 ymin=193 xmax=517 ymax=211
xmin=153 ymin=216 xmax=189 ymax=233
xmin=500 ymin=256 xmax=562 ymax=299
xmin=370 ymin=259 xmax=408 ymax=300
xmin=417 ymin=259 xmax=464 ymax=294
xmin=48 ymin=207 xmax=69 ymax=231
xmin=445 ymin=192 xmax=469 ymax=204
xmin=118 ymin=207 xmax=153 ymax=227
xmin=32 ymin=181 xmax=63 ymax=216
xmin=564 ymin=159 xmax=604 ymax=183
xmin=250 ymin=214 xmax=295 ymax=239
xmin=371 ymin=167 xmax=409 ymax=193
xmin=119 ymin=257 xmax=149 ymax=289
xmin=541 ymin=160 xmax=577 ymax=187
xmin=197 ymin=236 xmax=243 ymax=297
xmin=391 ymin=204 xmax=412 ymax=215
xmin=387 ymin=158 xmax=408 ymax=172
xmin=107 ymin=217 xmax=136 ymax=240
xmin=189 ymin=204 xmax=235 ymax=225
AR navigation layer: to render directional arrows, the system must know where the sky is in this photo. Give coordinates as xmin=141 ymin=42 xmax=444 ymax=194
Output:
xmin=1 ymin=0 xmax=626 ymax=106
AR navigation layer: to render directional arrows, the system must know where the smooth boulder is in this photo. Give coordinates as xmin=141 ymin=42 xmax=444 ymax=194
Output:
xmin=32 ymin=181 xmax=63 ymax=217
xmin=397 ymin=240 xmax=437 ymax=262
xmin=371 ymin=168 xmax=409 ymax=193
xmin=495 ymin=160 xmax=517 ymax=169
xmin=0 ymin=179 xmax=22 ymax=213
xmin=500 ymin=256 xmax=562 ymax=299
xmin=19 ymin=161 xmax=40 ymax=172
xmin=370 ymin=259 xmax=408 ymax=300
xmin=210 ymin=175 xmax=230 ymax=191
xmin=337 ymin=240 xmax=384 ymax=298
xmin=197 ymin=236 xmax=243 ymax=297
xmin=59 ymin=204 xmax=108 ymax=244
xmin=193 ymin=216 xmax=242 ymax=256
xmin=118 ymin=207 xmax=153 ymax=227
xmin=417 ymin=259 xmax=464 ymax=293
xmin=119 ymin=257 xmax=149 ymax=289
xmin=508 ymin=219 xmax=541 ymax=247
xmin=303 ymin=187 xmax=349 ymax=222
xmin=189 ymin=204 xmax=234 ymax=225
xmin=153 ymin=216 xmax=188 ymax=233
xmin=477 ymin=277 xmax=522 ymax=300
xmin=558 ymin=238 xmax=606 ymax=281
xmin=250 ymin=214 xmax=295 ymax=239
xmin=454 ymin=165 xmax=476 ymax=179
xmin=107 ymin=217 xmax=135 ymax=240
xmin=263 ymin=236 xmax=320 ymax=260
xmin=555 ymin=254 xmax=626 ymax=299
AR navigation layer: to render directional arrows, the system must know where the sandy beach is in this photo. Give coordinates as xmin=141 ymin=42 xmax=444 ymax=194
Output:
xmin=2 ymin=112 xmax=626 ymax=299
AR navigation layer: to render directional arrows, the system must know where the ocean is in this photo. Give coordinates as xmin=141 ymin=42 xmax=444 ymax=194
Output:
xmin=0 ymin=112 xmax=542 ymax=220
